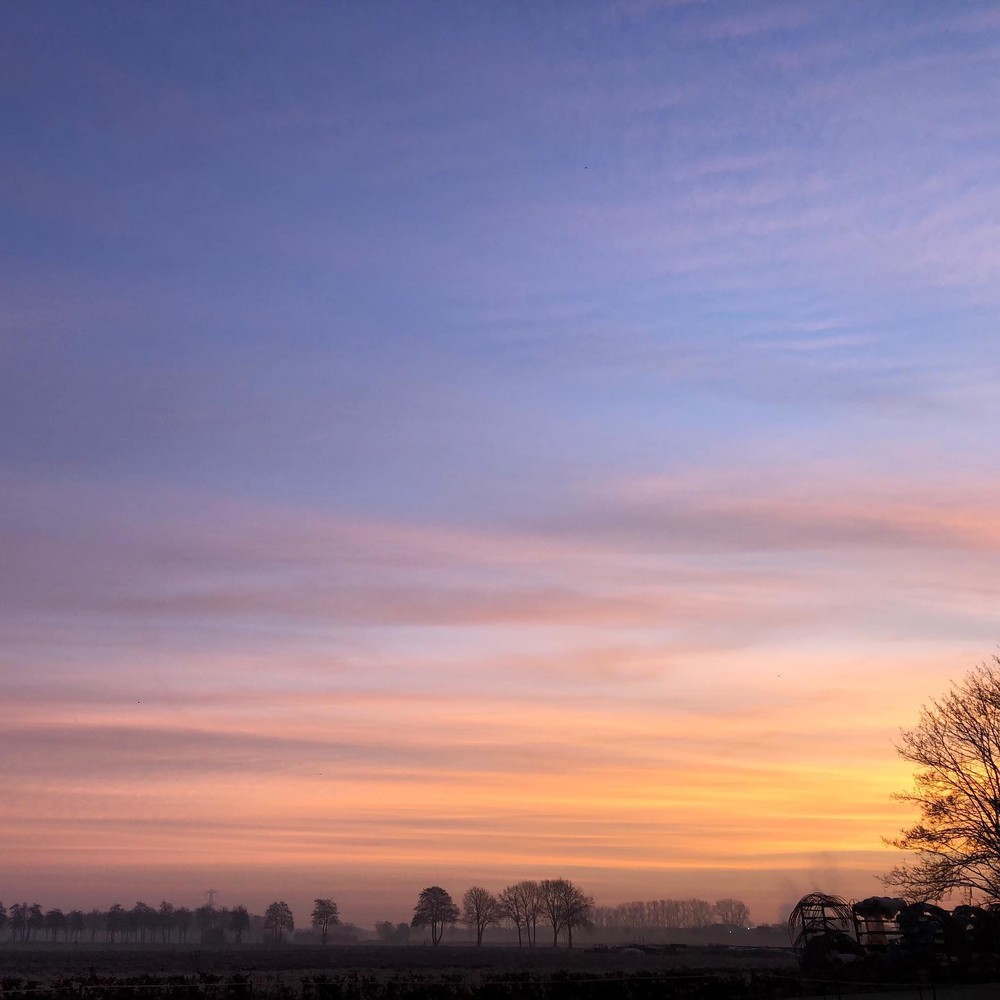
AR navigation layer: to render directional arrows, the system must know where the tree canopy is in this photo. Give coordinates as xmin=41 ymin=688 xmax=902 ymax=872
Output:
xmin=310 ymin=898 xmax=340 ymax=945
xmin=411 ymin=886 xmax=459 ymax=946
xmin=263 ymin=900 xmax=294 ymax=944
xmin=884 ymin=658 xmax=1000 ymax=901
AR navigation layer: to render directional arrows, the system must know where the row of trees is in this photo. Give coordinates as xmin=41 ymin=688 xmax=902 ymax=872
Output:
xmin=411 ymin=879 xmax=595 ymax=948
xmin=0 ymin=899 xmax=342 ymax=946
xmin=0 ymin=890 xmax=750 ymax=948
xmin=590 ymin=898 xmax=751 ymax=929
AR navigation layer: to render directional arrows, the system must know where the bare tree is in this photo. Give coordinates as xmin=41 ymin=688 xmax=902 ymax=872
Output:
xmin=539 ymin=879 xmax=593 ymax=948
xmin=714 ymin=899 xmax=750 ymax=926
xmin=884 ymin=658 xmax=1000 ymax=901
xmin=499 ymin=880 xmax=542 ymax=947
xmin=310 ymin=898 xmax=340 ymax=945
xmin=411 ymin=886 xmax=459 ymax=946
xmin=461 ymin=886 xmax=500 ymax=946
xmin=498 ymin=884 xmax=526 ymax=947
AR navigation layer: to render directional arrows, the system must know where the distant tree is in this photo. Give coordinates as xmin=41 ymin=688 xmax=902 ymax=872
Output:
xmin=499 ymin=880 xmax=542 ymax=947
xmin=44 ymin=908 xmax=66 ymax=942
xmin=132 ymin=902 xmax=157 ymax=944
xmin=687 ymin=898 xmax=716 ymax=928
xmin=157 ymin=901 xmax=175 ymax=943
xmin=498 ymin=886 xmax=526 ymax=947
xmin=539 ymin=879 xmax=593 ymax=948
xmin=0 ymin=902 xmax=7 ymax=940
xmin=174 ymin=906 xmax=193 ymax=944
xmin=68 ymin=910 xmax=86 ymax=943
xmin=194 ymin=904 xmax=216 ymax=942
xmin=263 ymin=901 xmax=294 ymax=944
xmin=104 ymin=904 xmax=123 ymax=943
xmin=310 ymin=899 xmax=340 ymax=946
xmin=330 ymin=922 xmax=362 ymax=944
xmin=461 ymin=886 xmax=501 ymax=946
xmin=230 ymin=905 xmax=250 ymax=945
xmin=27 ymin=904 xmax=45 ymax=941
xmin=84 ymin=908 xmax=103 ymax=943
xmin=411 ymin=886 xmax=459 ymax=946
xmin=562 ymin=887 xmax=594 ymax=947
xmin=714 ymin=899 xmax=750 ymax=926
xmin=9 ymin=902 xmax=28 ymax=942
xmin=375 ymin=920 xmax=410 ymax=944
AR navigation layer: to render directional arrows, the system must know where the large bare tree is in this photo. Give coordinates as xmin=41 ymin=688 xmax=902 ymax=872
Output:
xmin=884 ymin=658 xmax=1000 ymax=901
xmin=539 ymin=878 xmax=594 ymax=948
xmin=461 ymin=886 xmax=500 ymax=946
xmin=499 ymin=880 xmax=542 ymax=947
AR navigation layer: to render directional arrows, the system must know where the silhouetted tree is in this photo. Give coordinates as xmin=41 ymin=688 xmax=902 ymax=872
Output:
xmin=106 ymin=904 xmax=125 ymax=943
xmin=9 ymin=902 xmax=28 ymax=942
xmin=375 ymin=920 xmax=410 ymax=944
xmin=263 ymin=901 xmax=294 ymax=944
xmin=195 ymin=904 xmax=216 ymax=943
xmin=499 ymin=880 xmax=542 ymax=947
xmin=498 ymin=886 xmax=526 ymax=946
xmin=310 ymin=899 xmax=339 ymax=945
xmin=462 ymin=886 xmax=500 ymax=946
xmin=44 ymin=908 xmax=66 ymax=942
xmin=68 ymin=910 xmax=86 ymax=943
xmin=0 ymin=902 xmax=7 ymax=940
xmin=884 ymin=658 xmax=1000 ymax=901
xmin=133 ymin=902 xmax=157 ymax=944
xmin=411 ymin=886 xmax=459 ymax=946
xmin=714 ymin=898 xmax=750 ymax=925
xmin=539 ymin=879 xmax=593 ymax=948
xmin=85 ymin=909 xmax=103 ymax=943
xmin=175 ymin=906 xmax=193 ymax=943
xmin=158 ymin=901 xmax=175 ymax=943
xmin=27 ymin=903 xmax=45 ymax=941
xmin=230 ymin=905 xmax=250 ymax=945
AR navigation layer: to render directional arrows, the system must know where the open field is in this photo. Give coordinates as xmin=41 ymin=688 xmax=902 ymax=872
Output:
xmin=0 ymin=942 xmax=798 ymax=977
xmin=2 ymin=944 xmax=992 ymax=1000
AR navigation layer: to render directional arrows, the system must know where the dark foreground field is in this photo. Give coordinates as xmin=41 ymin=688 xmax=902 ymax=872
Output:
xmin=0 ymin=944 xmax=985 ymax=1000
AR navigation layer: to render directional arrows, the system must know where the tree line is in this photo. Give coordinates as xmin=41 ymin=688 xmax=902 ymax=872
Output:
xmin=0 ymin=886 xmax=750 ymax=948
xmin=590 ymin=898 xmax=751 ymax=930
xmin=0 ymin=899 xmax=353 ymax=946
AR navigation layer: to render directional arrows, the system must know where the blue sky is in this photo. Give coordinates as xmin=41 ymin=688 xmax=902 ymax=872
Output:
xmin=4 ymin=1 xmax=1000 ymax=924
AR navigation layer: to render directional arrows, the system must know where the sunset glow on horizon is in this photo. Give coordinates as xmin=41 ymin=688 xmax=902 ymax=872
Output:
xmin=5 ymin=1 xmax=1000 ymax=930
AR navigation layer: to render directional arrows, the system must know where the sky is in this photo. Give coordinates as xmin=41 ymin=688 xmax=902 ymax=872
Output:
xmin=4 ymin=0 xmax=1000 ymax=929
